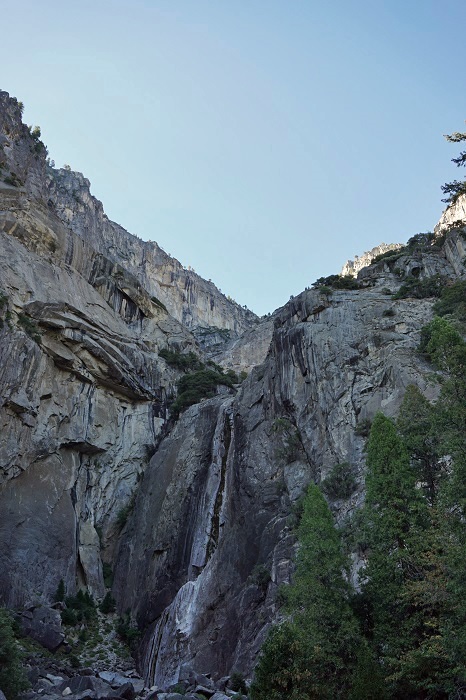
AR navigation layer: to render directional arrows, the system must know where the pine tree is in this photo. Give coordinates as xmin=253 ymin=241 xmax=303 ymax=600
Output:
xmin=0 ymin=609 xmax=28 ymax=699
xmin=441 ymin=123 xmax=466 ymax=204
xmin=251 ymin=484 xmax=362 ymax=700
xmin=397 ymin=384 xmax=442 ymax=504
xmin=360 ymin=413 xmax=431 ymax=695
xmin=361 ymin=405 xmax=466 ymax=697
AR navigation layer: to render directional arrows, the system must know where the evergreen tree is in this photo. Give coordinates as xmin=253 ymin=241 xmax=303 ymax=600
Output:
xmin=361 ymin=413 xmax=432 ymax=695
xmin=0 ymin=609 xmax=28 ymax=700
xmin=251 ymin=484 xmax=362 ymax=700
xmin=397 ymin=384 xmax=442 ymax=504
xmin=441 ymin=123 xmax=466 ymax=204
xmin=362 ymin=400 xmax=465 ymax=697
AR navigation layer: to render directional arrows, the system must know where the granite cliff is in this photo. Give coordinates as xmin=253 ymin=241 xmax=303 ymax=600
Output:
xmin=0 ymin=90 xmax=465 ymax=693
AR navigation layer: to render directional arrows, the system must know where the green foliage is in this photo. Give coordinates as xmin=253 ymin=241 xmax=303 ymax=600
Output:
xmin=254 ymin=317 xmax=466 ymax=698
xmin=17 ymin=313 xmax=41 ymax=343
xmin=397 ymin=385 xmax=443 ymax=503
xmin=159 ymin=348 xmax=203 ymax=372
xmin=392 ymin=274 xmax=444 ymax=300
xmin=171 ymin=368 xmax=234 ymax=416
xmin=358 ymin=406 xmax=466 ymax=696
xmin=382 ymin=308 xmax=395 ymax=317
xmin=102 ymin=562 xmax=113 ymax=588
xmin=321 ymin=461 xmax=357 ymax=499
xmin=313 ymin=274 xmax=362 ymax=290
xmin=0 ymin=608 xmax=29 ymax=700
xmin=229 ymin=672 xmax=247 ymax=694
xmin=197 ymin=325 xmax=231 ymax=341
xmin=54 ymin=578 xmax=65 ymax=602
xmin=442 ymin=124 xmax=466 ymax=204
xmin=99 ymin=592 xmax=116 ymax=614
xmin=418 ymin=316 xmax=466 ymax=372
xmin=116 ymin=611 xmax=140 ymax=649
xmin=372 ymin=249 xmax=406 ymax=265
xmin=318 ymin=284 xmax=333 ymax=296
xmin=348 ymin=644 xmax=387 ymax=700
xmin=249 ymin=564 xmax=271 ymax=589
xmin=433 ymin=279 xmax=466 ymax=325
xmin=61 ymin=589 xmax=96 ymax=627
xmin=170 ymin=682 xmax=186 ymax=695
xmin=27 ymin=124 xmax=47 ymax=156
xmin=251 ymin=484 xmax=362 ymax=700
xmin=355 ymin=418 xmax=372 ymax=437
xmin=272 ymin=418 xmax=302 ymax=463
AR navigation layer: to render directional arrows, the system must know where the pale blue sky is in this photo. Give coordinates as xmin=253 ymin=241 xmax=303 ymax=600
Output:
xmin=3 ymin=1 xmax=466 ymax=315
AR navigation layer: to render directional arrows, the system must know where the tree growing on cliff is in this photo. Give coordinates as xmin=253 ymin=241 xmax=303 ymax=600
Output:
xmin=441 ymin=123 xmax=466 ymax=204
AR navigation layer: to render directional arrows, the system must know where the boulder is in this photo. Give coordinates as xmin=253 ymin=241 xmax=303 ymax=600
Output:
xmin=19 ymin=606 xmax=64 ymax=652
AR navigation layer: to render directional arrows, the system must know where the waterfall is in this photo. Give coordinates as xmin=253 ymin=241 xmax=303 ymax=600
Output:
xmin=143 ymin=399 xmax=233 ymax=687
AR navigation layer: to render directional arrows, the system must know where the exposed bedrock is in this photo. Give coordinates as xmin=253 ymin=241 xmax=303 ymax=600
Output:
xmin=114 ymin=258 xmax=458 ymax=682
xmin=0 ymin=196 xmax=195 ymax=608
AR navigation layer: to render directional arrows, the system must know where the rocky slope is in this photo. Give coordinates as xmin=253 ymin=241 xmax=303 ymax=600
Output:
xmin=1 ymin=88 xmax=466 ymax=693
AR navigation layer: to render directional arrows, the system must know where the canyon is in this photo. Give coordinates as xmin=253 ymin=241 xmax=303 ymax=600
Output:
xmin=0 ymin=90 xmax=465 ymax=693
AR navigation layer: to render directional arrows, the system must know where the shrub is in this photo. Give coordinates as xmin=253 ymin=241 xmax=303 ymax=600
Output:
xmin=433 ymin=280 xmax=466 ymax=323
xmin=229 ymin=672 xmax=247 ymax=694
xmin=159 ymin=348 xmax=203 ymax=372
xmin=61 ymin=589 xmax=96 ymax=626
xmin=318 ymin=284 xmax=333 ymax=296
xmin=313 ymin=274 xmax=362 ymax=290
xmin=272 ymin=418 xmax=302 ymax=463
xmin=355 ymin=418 xmax=372 ymax=437
xmin=393 ymin=274 xmax=444 ymax=300
xmin=372 ymin=249 xmax=406 ymax=265
xmin=382 ymin=308 xmax=395 ymax=317
xmin=249 ymin=564 xmax=271 ymax=589
xmin=17 ymin=313 xmax=41 ymax=343
xmin=321 ymin=462 xmax=357 ymax=499
xmin=116 ymin=611 xmax=140 ymax=649
xmin=171 ymin=369 xmax=234 ymax=417
xmin=99 ymin=592 xmax=116 ymax=614
xmin=170 ymin=683 xmax=186 ymax=695
xmin=61 ymin=607 xmax=78 ymax=626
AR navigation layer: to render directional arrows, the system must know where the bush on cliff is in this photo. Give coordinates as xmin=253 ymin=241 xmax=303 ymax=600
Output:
xmin=171 ymin=368 xmax=234 ymax=416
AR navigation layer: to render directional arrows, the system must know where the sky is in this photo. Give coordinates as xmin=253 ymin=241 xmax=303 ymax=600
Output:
xmin=2 ymin=1 xmax=466 ymax=316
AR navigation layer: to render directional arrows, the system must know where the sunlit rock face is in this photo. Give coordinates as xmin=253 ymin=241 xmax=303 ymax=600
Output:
xmin=1 ymin=88 xmax=465 ymax=683
xmin=340 ymin=242 xmax=403 ymax=278
xmin=45 ymin=167 xmax=258 ymax=337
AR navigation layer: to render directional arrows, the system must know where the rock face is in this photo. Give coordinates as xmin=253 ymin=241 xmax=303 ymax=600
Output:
xmin=114 ymin=253 xmax=456 ymax=684
xmin=340 ymin=242 xmax=403 ymax=277
xmin=435 ymin=192 xmax=466 ymax=233
xmin=1 ymin=88 xmax=466 ymax=687
xmin=45 ymin=167 xmax=258 ymax=336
